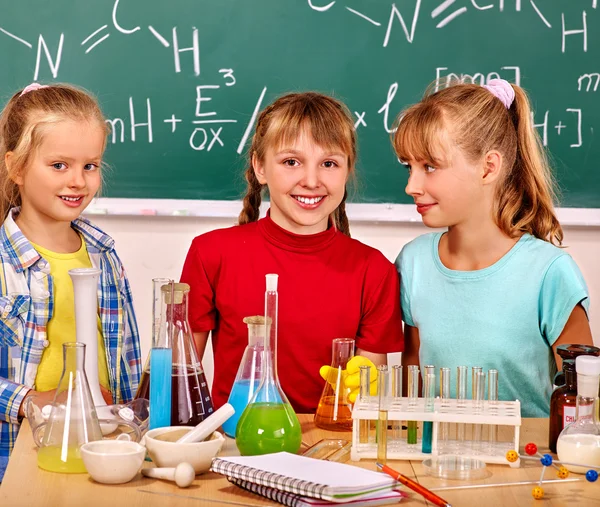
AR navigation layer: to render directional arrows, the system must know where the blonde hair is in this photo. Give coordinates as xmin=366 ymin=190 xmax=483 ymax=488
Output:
xmin=238 ymin=92 xmax=357 ymax=237
xmin=392 ymin=82 xmax=563 ymax=245
xmin=0 ymin=83 xmax=108 ymax=220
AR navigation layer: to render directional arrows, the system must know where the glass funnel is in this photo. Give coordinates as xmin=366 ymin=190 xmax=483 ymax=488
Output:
xmin=235 ymin=274 xmax=302 ymax=455
xmin=314 ymin=338 xmax=355 ymax=431
xmin=37 ymin=342 xmax=103 ymax=473
xmin=556 ymin=355 xmax=600 ymax=474
xmin=222 ymin=316 xmax=270 ymax=438
xmin=136 ymin=282 xmax=213 ymax=427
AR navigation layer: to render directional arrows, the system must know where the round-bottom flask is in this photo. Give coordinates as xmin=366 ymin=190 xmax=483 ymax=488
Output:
xmin=556 ymin=355 xmax=600 ymax=474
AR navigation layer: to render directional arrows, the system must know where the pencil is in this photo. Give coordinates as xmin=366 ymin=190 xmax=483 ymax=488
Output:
xmin=376 ymin=462 xmax=452 ymax=507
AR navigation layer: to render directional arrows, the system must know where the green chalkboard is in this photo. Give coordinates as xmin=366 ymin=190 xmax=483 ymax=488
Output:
xmin=1 ymin=1 xmax=599 ymax=207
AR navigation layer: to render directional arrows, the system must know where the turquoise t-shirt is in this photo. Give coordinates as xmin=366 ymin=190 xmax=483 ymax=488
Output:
xmin=396 ymin=232 xmax=589 ymax=417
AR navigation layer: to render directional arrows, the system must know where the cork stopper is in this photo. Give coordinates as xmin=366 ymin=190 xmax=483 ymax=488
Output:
xmin=243 ymin=315 xmax=272 ymax=346
xmin=161 ymin=282 xmax=190 ymax=304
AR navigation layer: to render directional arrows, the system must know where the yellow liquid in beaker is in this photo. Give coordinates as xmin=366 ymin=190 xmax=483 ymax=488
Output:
xmin=37 ymin=446 xmax=87 ymax=473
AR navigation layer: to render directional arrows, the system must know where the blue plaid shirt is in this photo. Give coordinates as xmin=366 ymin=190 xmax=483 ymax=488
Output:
xmin=0 ymin=208 xmax=142 ymax=481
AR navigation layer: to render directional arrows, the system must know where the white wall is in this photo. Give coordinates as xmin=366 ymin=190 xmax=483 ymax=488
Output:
xmin=91 ymin=214 xmax=600 ymax=387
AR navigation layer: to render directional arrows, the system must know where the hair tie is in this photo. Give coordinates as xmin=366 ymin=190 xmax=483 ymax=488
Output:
xmin=20 ymin=83 xmax=49 ymax=97
xmin=482 ymin=79 xmax=515 ymax=109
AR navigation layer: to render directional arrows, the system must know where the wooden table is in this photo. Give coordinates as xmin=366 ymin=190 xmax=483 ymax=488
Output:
xmin=0 ymin=416 xmax=597 ymax=506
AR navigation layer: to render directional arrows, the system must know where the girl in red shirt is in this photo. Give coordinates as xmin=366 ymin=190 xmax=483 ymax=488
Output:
xmin=181 ymin=92 xmax=403 ymax=413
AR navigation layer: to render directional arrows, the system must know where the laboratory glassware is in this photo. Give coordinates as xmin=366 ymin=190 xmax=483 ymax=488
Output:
xmin=37 ymin=343 xmax=103 ymax=473
xmin=556 ymin=355 xmax=600 ymax=474
xmin=550 ymin=344 xmax=600 ymax=452
xmin=136 ymin=282 xmax=214 ymax=427
xmin=223 ymin=316 xmax=269 ymax=437
xmin=315 ymin=338 xmax=355 ymax=431
xmin=236 ymin=274 xmax=302 ymax=455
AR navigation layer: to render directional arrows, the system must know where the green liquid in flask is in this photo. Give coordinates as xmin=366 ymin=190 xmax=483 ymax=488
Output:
xmin=236 ymin=402 xmax=302 ymax=456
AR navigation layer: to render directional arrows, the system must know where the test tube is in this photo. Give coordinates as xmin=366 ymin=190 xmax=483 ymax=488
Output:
xmin=421 ymin=365 xmax=435 ymax=453
xmin=422 ymin=370 xmax=435 ymax=453
xmin=391 ymin=365 xmax=403 ymax=441
xmin=470 ymin=366 xmax=482 ymax=447
xmin=473 ymin=371 xmax=485 ymax=453
xmin=439 ymin=367 xmax=451 ymax=453
xmin=359 ymin=365 xmax=371 ymax=444
xmin=456 ymin=366 xmax=468 ymax=453
xmin=376 ymin=366 xmax=389 ymax=465
xmin=407 ymin=365 xmax=419 ymax=449
xmin=488 ymin=369 xmax=499 ymax=452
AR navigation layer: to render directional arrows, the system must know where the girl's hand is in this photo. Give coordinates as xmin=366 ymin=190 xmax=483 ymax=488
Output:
xmin=18 ymin=389 xmax=57 ymax=418
xmin=100 ymin=385 xmax=113 ymax=405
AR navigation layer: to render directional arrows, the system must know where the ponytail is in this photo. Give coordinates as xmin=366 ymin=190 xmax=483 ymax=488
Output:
xmin=494 ymin=86 xmax=563 ymax=245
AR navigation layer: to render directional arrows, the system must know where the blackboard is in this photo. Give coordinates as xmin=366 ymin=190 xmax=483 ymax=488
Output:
xmin=1 ymin=1 xmax=599 ymax=208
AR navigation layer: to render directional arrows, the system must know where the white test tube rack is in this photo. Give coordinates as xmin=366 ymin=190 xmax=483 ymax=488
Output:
xmin=351 ymin=396 xmax=521 ymax=466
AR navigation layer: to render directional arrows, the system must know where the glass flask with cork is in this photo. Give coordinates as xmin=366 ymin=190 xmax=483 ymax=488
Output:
xmin=235 ymin=274 xmax=302 ymax=455
xmin=222 ymin=316 xmax=270 ymax=438
xmin=136 ymin=281 xmax=213 ymax=427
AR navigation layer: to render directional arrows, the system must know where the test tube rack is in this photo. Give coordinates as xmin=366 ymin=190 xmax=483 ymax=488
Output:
xmin=351 ymin=395 xmax=521 ymax=465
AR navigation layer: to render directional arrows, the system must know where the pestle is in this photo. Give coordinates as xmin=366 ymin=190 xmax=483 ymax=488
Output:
xmin=175 ymin=403 xmax=235 ymax=444
xmin=142 ymin=462 xmax=195 ymax=488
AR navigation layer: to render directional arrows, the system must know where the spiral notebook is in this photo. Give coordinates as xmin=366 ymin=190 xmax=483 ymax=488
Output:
xmin=210 ymin=452 xmax=398 ymax=503
xmin=228 ymin=477 xmax=406 ymax=507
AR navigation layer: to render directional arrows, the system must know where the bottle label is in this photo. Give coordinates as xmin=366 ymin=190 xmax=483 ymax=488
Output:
xmin=563 ymin=405 xmax=577 ymax=427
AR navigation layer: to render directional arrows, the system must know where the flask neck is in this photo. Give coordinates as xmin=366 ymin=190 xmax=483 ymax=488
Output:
xmin=574 ymin=370 xmax=598 ymax=420
xmin=330 ymin=338 xmax=355 ymax=369
xmin=564 ymin=363 xmax=577 ymax=389
xmin=575 ymin=395 xmax=595 ymax=420
xmin=169 ymin=291 xmax=190 ymax=322
xmin=263 ymin=289 xmax=279 ymax=382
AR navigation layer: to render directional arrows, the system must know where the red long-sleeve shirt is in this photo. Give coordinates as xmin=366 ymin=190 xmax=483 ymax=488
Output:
xmin=180 ymin=213 xmax=403 ymax=413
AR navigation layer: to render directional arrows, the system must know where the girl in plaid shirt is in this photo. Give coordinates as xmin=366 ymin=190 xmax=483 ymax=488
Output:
xmin=0 ymin=83 xmax=142 ymax=481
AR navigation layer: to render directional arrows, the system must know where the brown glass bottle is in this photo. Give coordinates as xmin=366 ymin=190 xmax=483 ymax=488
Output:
xmin=549 ymin=360 xmax=577 ymax=453
xmin=549 ymin=344 xmax=600 ymax=452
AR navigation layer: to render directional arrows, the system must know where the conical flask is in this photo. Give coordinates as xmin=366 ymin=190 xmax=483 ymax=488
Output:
xmin=314 ymin=338 xmax=355 ymax=431
xmin=37 ymin=342 xmax=103 ymax=473
xmin=222 ymin=316 xmax=270 ymax=438
xmin=235 ymin=274 xmax=302 ymax=455
xmin=167 ymin=282 xmax=214 ymax=425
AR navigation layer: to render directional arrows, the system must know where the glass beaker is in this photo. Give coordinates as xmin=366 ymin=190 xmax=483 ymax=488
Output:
xmin=314 ymin=338 xmax=355 ymax=431
xmin=235 ymin=274 xmax=302 ymax=455
xmin=556 ymin=355 xmax=600 ymax=474
xmin=37 ymin=342 xmax=103 ymax=473
xmin=222 ymin=316 xmax=270 ymax=438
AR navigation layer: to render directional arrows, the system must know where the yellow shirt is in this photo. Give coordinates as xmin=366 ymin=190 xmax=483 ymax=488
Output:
xmin=33 ymin=236 xmax=110 ymax=392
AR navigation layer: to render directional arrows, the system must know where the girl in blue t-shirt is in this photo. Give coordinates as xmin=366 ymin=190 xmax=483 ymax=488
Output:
xmin=392 ymin=79 xmax=594 ymax=416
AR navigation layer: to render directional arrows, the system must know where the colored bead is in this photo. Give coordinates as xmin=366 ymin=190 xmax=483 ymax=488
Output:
xmin=532 ymin=486 xmax=544 ymax=499
xmin=506 ymin=450 xmax=519 ymax=463
xmin=525 ymin=443 xmax=538 ymax=456
xmin=540 ymin=454 xmax=553 ymax=466
xmin=586 ymin=470 xmax=598 ymax=482
xmin=557 ymin=466 xmax=569 ymax=479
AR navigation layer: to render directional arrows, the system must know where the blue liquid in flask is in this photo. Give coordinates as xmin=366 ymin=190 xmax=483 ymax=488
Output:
xmin=149 ymin=347 xmax=172 ymax=429
xmin=223 ymin=380 xmax=260 ymax=437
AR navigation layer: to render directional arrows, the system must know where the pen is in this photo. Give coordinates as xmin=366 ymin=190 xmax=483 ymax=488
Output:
xmin=376 ymin=462 xmax=452 ymax=507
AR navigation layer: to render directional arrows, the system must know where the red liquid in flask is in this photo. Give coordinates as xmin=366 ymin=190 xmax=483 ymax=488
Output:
xmin=136 ymin=364 xmax=213 ymax=426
